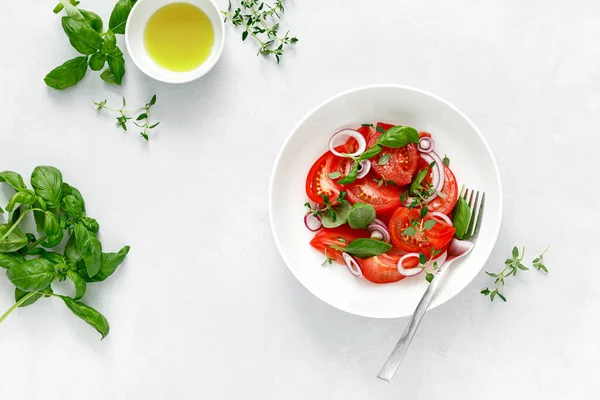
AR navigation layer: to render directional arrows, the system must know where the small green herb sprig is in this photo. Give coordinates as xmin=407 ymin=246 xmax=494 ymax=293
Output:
xmin=45 ymin=0 xmax=135 ymax=90
xmin=0 ymin=167 xmax=130 ymax=339
xmin=222 ymin=0 xmax=298 ymax=63
xmin=94 ymin=95 xmax=160 ymax=141
xmin=401 ymin=207 xmax=437 ymax=237
xmin=481 ymin=246 xmax=550 ymax=302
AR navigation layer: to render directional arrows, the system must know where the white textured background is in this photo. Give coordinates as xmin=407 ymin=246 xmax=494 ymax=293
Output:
xmin=0 ymin=0 xmax=596 ymax=399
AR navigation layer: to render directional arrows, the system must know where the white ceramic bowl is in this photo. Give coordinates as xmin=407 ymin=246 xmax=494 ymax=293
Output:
xmin=125 ymin=0 xmax=225 ymax=83
xmin=269 ymin=85 xmax=503 ymax=319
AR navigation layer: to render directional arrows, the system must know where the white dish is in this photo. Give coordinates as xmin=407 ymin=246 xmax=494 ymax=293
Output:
xmin=269 ymin=85 xmax=503 ymax=319
xmin=125 ymin=0 xmax=225 ymax=84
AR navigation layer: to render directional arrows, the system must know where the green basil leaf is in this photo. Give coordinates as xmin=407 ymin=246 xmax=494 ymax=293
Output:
xmin=338 ymin=163 xmax=359 ymax=185
xmin=410 ymin=168 xmax=428 ymax=196
xmin=100 ymin=69 xmax=117 ymax=84
xmin=347 ymin=203 xmax=376 ymax=229
xmin=320 ymin=200 xmax=351 ymax=229
xmin=402 ymin=227 xmax=416 ymax=236
xmin=0 ymin=252 xmax=25 ymax=269
xmin=5 ymin=190 xmax=36 ymax=212
xmin=15 ymin=286 xmax=53 ymax=308
xmin=40 ymin=251 xmax=66 ymax=265
xmin=41 ymin=212 xmax=63 ymax=248
xmin=75 ymin=222 xmax=102 ymax=277
xmin=85 ymin=245 xmax=130 ymax=282
xmin=6 ymin=258 xmax=56 ymax=292
xmin=344 ymin=238 xmax=392 ymax=259
xmin=378 ymin=153 xmax=391 ymax=165
xmin=44 ymin=56 xmax=89 ymax=90
xmin=377 ymin=126 xmax=419 ymax=148
xmin=79 ymin=9 xmax=103 ymax=33
xmin=425 ymin=273 xmax=434 ymax=283
xmin=0 ymin=171 xmax=26 ymax=190
xmin=443 ymin=155 xmax=450 ymax=166
xmin=61 ymin=16 xmax=103 ymax=55
xmin=31 ymin=166 xmax=63 ymax=210
xmin=102 ymin=30 xmax=125 ymax=84
xmin=66 ymin=270 xmax=87 ymax=300
xmin=59 ymin=296 xmax=109 ymax=339
xmin=0 ymin=206 xmax=3 ymax=214
xmin=109 ymin=0 xmax=134 ymax=34
xmin=452 ymin=197 xmax=470 ymax=239
xmin=64 ymin=234 xmax=81 ymax=262
xmin=81 ymin=217 xmax=99 ymax=233
xmin=0 ymin=224 xmax=28 ymax=253
xmin=88 ymin=52 xmax=105 ymax=71
xmin=359 ymin=145 xmax=382 ymax=160
xmin=62 ymin=195 xmax=84 ymax=220
xmin=62 ymin=183 xmax=85 ymax=212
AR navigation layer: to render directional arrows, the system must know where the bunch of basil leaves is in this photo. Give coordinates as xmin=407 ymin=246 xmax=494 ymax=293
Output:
xmin=44 ymin=0 xmax=136 ymax=90
xmin=0 ymin=167 xmax=130 ymax=339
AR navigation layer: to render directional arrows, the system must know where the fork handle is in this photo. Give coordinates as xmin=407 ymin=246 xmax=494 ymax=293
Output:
xmin=377 ymin=261 xmax=452 ymax=382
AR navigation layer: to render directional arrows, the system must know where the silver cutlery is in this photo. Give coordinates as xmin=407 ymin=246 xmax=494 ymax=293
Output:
xmin=377 ymin=188 xmax=485 ymax=382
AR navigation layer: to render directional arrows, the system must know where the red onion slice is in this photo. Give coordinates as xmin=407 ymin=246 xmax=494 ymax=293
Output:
xmin=367 ymin=218 xmax=391 ymax=243
xmin=397 ymin=253 xmax=423 ymax=277
xmin=418 ymin=136 xmax=435 ymax=153
xmin=329 ymin=129 xmax=367 ymax=158
xmin=342 ymin=252 xmax=363 ymax=278
xmin=356 ymin=160 xmax=371 ymax=179
xmin=304 ymin=213 xmax=322 ymax=232
xmin=429 ymin=211 xmax=452 ymax=226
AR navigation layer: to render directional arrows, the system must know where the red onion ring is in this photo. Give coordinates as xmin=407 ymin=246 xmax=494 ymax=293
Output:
xmin=329 ymin=129 xmax=367 ymax=158
xmin=356 ymin=160 xmax=371 ymax=179
xmin=342 ymin=252 xmax=363 ymax=278
xmin=367 ymin=219 xmax=390 ymax=243
xmin=429 ymin=211 xmax=452 ymax=226
xmin=397 ymin=253 xmax=423 ymax=277
xmin=418 ymin=136 xmax=435 ymax=153
xmin=304 ymin=213 xmax=322 ymax=232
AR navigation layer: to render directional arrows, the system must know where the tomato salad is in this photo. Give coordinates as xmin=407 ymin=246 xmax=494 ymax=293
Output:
xmin=304 ymin=122 xmax=468 ymax=284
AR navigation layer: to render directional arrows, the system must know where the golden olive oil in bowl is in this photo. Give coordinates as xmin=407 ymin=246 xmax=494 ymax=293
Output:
xmin=144 ymin=2 xmax=215 ymax=72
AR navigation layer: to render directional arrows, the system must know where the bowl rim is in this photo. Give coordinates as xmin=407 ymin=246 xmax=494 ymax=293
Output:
xmin=268 ymin=84 xmax=503 ymax=319
xmin=125 ymin=0 xmax=226 ymax=84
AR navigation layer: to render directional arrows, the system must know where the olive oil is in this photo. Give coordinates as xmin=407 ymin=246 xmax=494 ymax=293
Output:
xmin=144 ymin=2 xmax=215 ymax=72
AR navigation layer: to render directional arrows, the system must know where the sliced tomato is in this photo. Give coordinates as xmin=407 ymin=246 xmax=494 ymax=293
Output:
xmin=419 ymin=131 xmax=432 ymax=139
xmin=361 ymin=253 xmax=420 ymax=284
xmin=368 ymin=122 xmax=419 ymax=185
xmin=346 ymin=172 xmax=401 ymax=212
xmin=310 ymin=226 xmax=368 ymax=264
xmin=361 ymin=254 xmax=404 ymax=284
xmin=427 ymin=165 xmax=458 ymax=215
xmin=305 ymin=150 xmax=342 ymax=204
xmin=389 ymin=207 xmax=455 ymax=257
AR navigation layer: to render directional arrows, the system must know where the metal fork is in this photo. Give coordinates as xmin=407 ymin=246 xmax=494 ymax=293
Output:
xmin=377 ymin=188 xmax=485 ymax=382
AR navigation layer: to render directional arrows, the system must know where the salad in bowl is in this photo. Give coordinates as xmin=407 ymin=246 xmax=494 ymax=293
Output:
xmin=304 ymin=123 xmax=466 ymax=285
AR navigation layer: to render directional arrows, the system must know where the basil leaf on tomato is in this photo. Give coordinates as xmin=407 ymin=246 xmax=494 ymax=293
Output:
xmin=347 ymin=203 xmax=376 ymax=229
xmin=377 ymin=126 xmax=419 ymax=148
xmin=344 ymin=238 xmax=392 ymax=259
xmin=321 ymin=200 xmax=352 ymax=228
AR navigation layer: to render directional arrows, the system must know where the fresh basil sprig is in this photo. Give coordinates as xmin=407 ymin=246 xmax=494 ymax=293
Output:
xmin=0 ymin=166 xmax=130 ymax=339
xmin=451 ymin=197 xmax=470 ymax=239
xmin=45 ymin=0 xmax=135 ymax=90
xmin=337 ymin=126 xmax=419 ymax=185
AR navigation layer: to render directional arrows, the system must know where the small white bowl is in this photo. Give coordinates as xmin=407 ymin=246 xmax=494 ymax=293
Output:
xmin=125 ymin=0 xmax=225 ymax=84
xmin=269 ymin=85 xmax=503 ymax=319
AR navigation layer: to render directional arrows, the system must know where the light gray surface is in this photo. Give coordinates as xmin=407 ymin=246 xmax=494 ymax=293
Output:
xmin=0 ymin=0 xmax=595 ymax=399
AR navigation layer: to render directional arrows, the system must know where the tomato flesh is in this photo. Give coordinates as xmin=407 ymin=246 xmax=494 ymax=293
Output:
xmin=346 ymin=172 xmax=401 ymax=212
xmin=389 ymin=207 xmax=455 ymax=257
xmin=309 ymin=226 xmax=368 ymax=264
xmin=361 ymin=253 xmax=420 ymax=284
xmin=368 ymin=122 xmax=419 ymax=186
xmin=427 ymin=165 xmax=458 ymax=215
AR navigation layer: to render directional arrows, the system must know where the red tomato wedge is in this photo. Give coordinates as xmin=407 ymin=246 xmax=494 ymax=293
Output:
xmin=305 ymin=150 xmax=343 ymax=204
xmin=310 ymin=226 xmax=368 ymax=264
xmin=346 ymin=172 xmax=401 ymax=213
xmin=428 ymin=165 xmax=459 ymax=215
xmin=361 ymin=254 xmax=421 ymax=284
xmin=368 ymin=122 xmax=419 ymax=186
xmin=389 ymin=207 xmax=455 ymax=257
xmin=415 ymin=158 xmax=459 ymax=215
